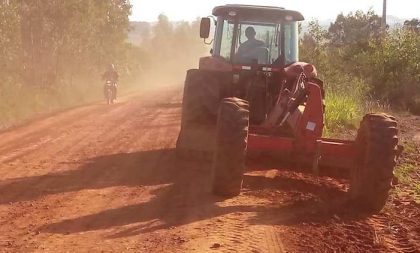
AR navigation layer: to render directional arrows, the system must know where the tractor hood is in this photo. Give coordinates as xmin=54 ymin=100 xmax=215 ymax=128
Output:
xmin=212 ymin=4 xmax=305 ymax=23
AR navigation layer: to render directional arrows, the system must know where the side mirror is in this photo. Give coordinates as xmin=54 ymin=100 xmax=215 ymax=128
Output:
xmin=200 ymin=17 xmax=211 ymax=39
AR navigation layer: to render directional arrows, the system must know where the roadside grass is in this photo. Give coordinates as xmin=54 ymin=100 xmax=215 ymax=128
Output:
xmin=393 ymin=142 xmax=420 ymax=203
xmin=322 ymin=90 xmax=393 ymax=138
xmin=321 ymin=81 xmax=420 ymax=203
xmin=323 ymin=93 xmax=362 ymax=137
xmin=0 ymin=82 xmax=100 ymax=129
xmin=319 ymin=72 xmax=367 ymax=138
xmin=322 ymin=89 xmax=419 ymax=203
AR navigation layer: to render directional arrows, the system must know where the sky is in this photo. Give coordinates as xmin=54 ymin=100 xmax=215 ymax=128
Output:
xmin=130 ymin=0 xmax=420 ymax=22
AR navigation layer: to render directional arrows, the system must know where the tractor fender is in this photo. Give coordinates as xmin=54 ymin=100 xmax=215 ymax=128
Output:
xmin=181 ymin=69 xmax=233 ymax=126
xmin=199 ymin=56 xmax=232 ymax=72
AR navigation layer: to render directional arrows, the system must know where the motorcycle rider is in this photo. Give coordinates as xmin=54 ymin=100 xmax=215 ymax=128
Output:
xmin=102 ymin=64 xmax=119 ymax=100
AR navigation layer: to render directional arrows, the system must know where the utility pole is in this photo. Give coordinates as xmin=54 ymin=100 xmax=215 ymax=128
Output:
xmin=382 ymin=0 xmax=387 ymax=30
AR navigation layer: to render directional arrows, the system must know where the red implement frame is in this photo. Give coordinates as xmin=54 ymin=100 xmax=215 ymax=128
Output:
xmin=247 ymin=134 xmax=357 ymax=169
xmin=199 ymin=57 xmax=359 ymax=170
xmin=247 ymin=76 xmax=358 ymax=170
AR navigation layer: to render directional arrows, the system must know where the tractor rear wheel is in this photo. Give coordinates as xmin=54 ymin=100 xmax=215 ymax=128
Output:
xmin=349 ymin=113 xmax=399 ymax=213
xmin=212 ymin=98 xmax=249 ymax=197
xmin=176 ymin=69 xmax=231 ymax=160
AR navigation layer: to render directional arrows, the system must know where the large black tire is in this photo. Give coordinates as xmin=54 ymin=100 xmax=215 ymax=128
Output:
xmin=180 ymin=69 xmax=231 ymax=127
xmin=212 ymin=98 xmax=249 ymax=197
xmin=349 ymin=113 xmax=399 ymax=213
xmin=176 ymin=69 xmax=232 ymax=159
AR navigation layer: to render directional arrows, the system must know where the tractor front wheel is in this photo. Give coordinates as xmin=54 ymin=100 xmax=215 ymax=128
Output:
xmin=349 ymin=113 xmax=399 ymax=213
xmin=212 ymin=98 xmax=249 ymax=197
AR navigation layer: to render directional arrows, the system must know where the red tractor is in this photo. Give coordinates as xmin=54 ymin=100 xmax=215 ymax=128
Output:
xmin=177 ymin=5 xmax=401 ymax=213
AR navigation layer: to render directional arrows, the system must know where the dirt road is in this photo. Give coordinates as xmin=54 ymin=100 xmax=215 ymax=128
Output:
xmin=0 ymin=85 xmax=419 ymax=253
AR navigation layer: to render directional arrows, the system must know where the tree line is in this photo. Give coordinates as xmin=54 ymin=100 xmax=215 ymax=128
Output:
xmin=0 ymin=2 xmax=418 ymax=127
xmin=300 ymin=11 xmax=420 ymax=114
xmin=0 ymin=1 xmax=205 ymax=126
xmin=1 ymin=0 xmax=132 ymax=87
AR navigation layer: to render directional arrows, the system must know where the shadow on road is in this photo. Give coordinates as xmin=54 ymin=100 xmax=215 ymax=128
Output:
xmin=2 ymin=148 xmax=361 ymax=238
xmin=242 ymin=173 xmax=358 ymax=226
xmin=0 ymin=147 xmax=362 ymax=237
xmin=0 ymin=149 xmax=180 ymax=205
xmin=35 ymin=148 xmax=252 ymax=236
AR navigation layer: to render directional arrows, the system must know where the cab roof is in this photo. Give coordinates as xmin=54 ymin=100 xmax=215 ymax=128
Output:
xmin=212 ymin=4 xmax=305 ymax=23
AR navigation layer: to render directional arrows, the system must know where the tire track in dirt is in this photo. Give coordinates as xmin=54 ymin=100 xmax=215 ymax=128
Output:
xmin=175 ymin=170 xmax=287 ymax=253
xmin=2 ymin=85 xmax=316 ymax=253
xmin=0 ymin=104 xmax=114 ymax=154
xmin=0 ymin=101 xmax=163 ymax=205
xmin=369 ymin=210 xmax=420 ymax=253
xmin=202 ymin=172 xmax=286 ymax=253
xmin=0 ymin=103 xmax=129 ymax=178
xmin=205 ymin=214 xmax=283 ymax=253
xmin=32 ymin=114 xmax=174 ymax=252
xmin=2 ymin=85 xmax=418 ymax=253
xmin=0 ymin=91 xmax=160 ymax=163
xmin=42 ymin=94 xmax=188 ymax=252
xmin=0 ymin=87 xmax=183 ymax=252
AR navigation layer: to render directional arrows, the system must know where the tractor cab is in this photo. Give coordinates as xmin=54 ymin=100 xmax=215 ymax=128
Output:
xmin=200 ymin=5 xmax=304 ymax=67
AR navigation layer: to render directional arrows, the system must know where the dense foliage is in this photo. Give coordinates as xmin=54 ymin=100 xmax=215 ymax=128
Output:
xmin=0 ymin=0 xmax=133 ymax=126
xmin=0 ymin=3 xmax=418 ymax=128
xmin=301 ymin=11 xmax=420 ymax=130
xmin=0 ymin=1 xmax=205 ymax=127
xmin=2 ymin=0 xmax=132 ymax=87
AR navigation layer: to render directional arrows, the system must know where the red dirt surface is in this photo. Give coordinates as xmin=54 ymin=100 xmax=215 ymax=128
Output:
xmin=0 ymin=85 xmax=419 ymax=252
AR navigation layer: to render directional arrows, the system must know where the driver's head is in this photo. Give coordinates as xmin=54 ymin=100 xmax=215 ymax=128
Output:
xmin=245 ymin=27 xmax=256 ymax=39
xmin=108 ymin=64 xmax=115 ymax=70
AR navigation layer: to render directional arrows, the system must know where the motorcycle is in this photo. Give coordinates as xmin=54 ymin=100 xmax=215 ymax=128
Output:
xmin=104 ymin=80 xmax=117 ymax=104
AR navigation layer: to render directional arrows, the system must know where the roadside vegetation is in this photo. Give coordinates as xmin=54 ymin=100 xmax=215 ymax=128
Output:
xmin=394 ymin=141 xmax=420 ymax=203
xmin=300 ymin=12 xmax=420 ymax=133
xmin=0 ymin=3 xmax=418 ymax=135
xmin=0 ymin=1 xmax=132 ymax=127
xmin=300 ymin=11 xmax=419 ymax=199
xmin=0 ymin=2 xmax=205 ymax=128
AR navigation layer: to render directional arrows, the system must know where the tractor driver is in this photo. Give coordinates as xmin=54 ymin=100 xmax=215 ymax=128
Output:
xmin=236 ymin=26 xmax=266 ymax=63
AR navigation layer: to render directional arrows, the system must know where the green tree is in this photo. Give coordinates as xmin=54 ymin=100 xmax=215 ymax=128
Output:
xmin=0 ymin=0 xmax=140 ymax=125
xmin=18 ymin=0 xmax=132 ymax=87
xmin=366 ymin=29 xmax=420 ymax=109
xmin=326 ymin=10 xmax=385 ymax=79
xmin=0 ymin=1 xmax=21 ymax=81
xmin=404 ymin=18 xmax=420 ymax=32
xmin=300 ymin=20 xmax=329 ymax=77
xmin=328 ymin=10 xmax=383 ymax=49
